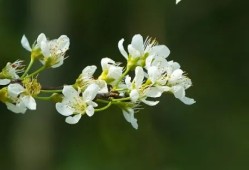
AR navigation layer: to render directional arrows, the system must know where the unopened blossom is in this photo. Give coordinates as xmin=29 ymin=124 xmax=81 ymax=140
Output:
xmin=56 ymin=84 xmax=100 ymax=124
xmin=5 ymin=83 xmax=36 ymax=113
xmin=0 ymin=60 xmax=23 ymax=85
xmin=98 ymin=58 xmax=123 ymax=85
xmin=118 ymin=34 xmax=170 ymax=68
xmin=21 ymin=33 xmax=70 ymax=68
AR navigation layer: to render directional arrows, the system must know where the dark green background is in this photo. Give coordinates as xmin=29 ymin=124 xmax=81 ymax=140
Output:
xmin=0 ymin=0 xmax=248 ymax=169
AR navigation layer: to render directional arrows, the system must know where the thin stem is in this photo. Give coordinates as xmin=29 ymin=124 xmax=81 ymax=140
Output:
xmin=21 ymin=58 xmax=34 ymax=78
xmin=41 ymin=89 xmax=62 ymax=93
xmin=34 ymin=96 xmax=51 ymax=101
xmin=96 ymin=98 xmax=110 ymax=104
xmin=27 ymin=65 xmax=46 ymax=78
xmin=112 ymin=97 xmax=130 ymax=102
xmin=95 ymin=101 xmax=112 ymax=112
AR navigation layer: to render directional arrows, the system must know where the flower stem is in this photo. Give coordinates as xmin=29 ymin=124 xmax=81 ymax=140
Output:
xmin=27 ymin=65 xmax=46 ymax=78
xmin=34 ymin=96 xmax=51 ymax=101
xmin=95 ymin=101 xmax=112 ymax=112
xmin=41 ymin=89 xmax=62 ymax=93
xmin=21 ymin=57 xmax=34 ymax=78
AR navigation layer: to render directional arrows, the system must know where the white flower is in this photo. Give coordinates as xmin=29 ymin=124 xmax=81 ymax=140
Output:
xmin=118 ymin=34 xmax=170 ymax=67
xmin=77 ymin=65 xmax=108 ymax=93
xmin=39 ymin=33 xmax=70 ymax=68
xmin=176 ymin=0 xmax=181 ymax=4
xmin=98 ymin=58 xmax=123 ymax=85
xmin=164 ymin=61 xmax=195 ymax=105
xmin=122 ymin=108 xmax=138 ymax=129
xmin=0 ymin=60 xmax=23 ymax=85
xmin=5 ymin=83 xmax=36 ymax=113
xmin=21 ymin=33 xmax=70 ymax=68
xmin=125 ymin=66 xmax=159 ymax=106
xmin=56 ymin=84 xmax=100 ymax=124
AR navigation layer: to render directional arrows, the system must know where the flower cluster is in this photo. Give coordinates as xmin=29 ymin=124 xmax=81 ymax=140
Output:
xmin=0 ymin=33 xmax=195 ymax=129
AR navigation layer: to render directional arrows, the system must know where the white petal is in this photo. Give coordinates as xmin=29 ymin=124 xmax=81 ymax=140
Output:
xmin=86 ymin=105 xmax=94 ymax=117
xmin=170 ymin=69 xmax=183 ymax=82
xmin=51 ymin=55 xmax=64 ymax=68
xmin=21 ymin=35 xmax=32 ymax=51
xmin=101 ymin=58 xmax=114 ymax=70
xmin=131 ymin=34 xmax=144 ymax=53
xmin=96 ymin=80 xmax=108 ymax=93
xmin=125 ymin=75 xmax=132 ymax=88
xmin=172 ymin=85 xmax=185 ymax=99
xmin=62 ymin=86 xmax=78 ymax=99
xmin=151 ymin=45 xmax=170 ymax=58
xmin=145 ymin=87 xmax=163 ymax=98
xmin=118 ymin=38 xmax=128 ymax=59
xmin=0 ymin=79 xmax=11 ymax=85
xmin=141 ymin=98 xmax=159 ymax=106
xmin=65 ymin=114 xmax=82 ymax=124
xmin=8 ymin=83 xmax=25 ymax=97
xmin=6 ymin=102 xmax=27 ymax=114
xmin=40 ymin=41 xmax=50 ymax=57
xmin=57 ymin=35 xmax=70 ymax=52
xmin=82 ymin=65 xmax=97 ymax=78
xmin=56 ymin=103 xmax=74 ymax=116
xmin=122 ymin=108 xmax=138 ymax=129
xmin=130 ymin=89 xmax=139 ymax=103
xmin=128 ymin=45 xmax=140 ymax=57
xmin=83 ymin=83 xmax=100 ymax=101
xmin=21 ymin=96 xmax=36 ymax=110
xmin=145 ymin=55 xmax=154 ymax=69
xmin=148 ymin=66 xmax=160 ymax=84
xmin=108 ymin=66 xmax=123 ymax=80
xmin=134 ymin=66 xmax=144 ymax=87
xmin=176 ymin=0 xmax=181 ymax=4
xmin=37 ymin=33 xmax=47 ymax=46
xmin=180 ymin=96 xmax=196 ymax=105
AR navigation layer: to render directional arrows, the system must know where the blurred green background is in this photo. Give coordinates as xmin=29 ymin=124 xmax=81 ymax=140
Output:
xmin=1 ymin=0 xmax=249 ymax=169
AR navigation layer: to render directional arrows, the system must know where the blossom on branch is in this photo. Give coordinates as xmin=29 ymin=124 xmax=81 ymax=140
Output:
xmin=56 ymin=84 xmax=100 ymax=124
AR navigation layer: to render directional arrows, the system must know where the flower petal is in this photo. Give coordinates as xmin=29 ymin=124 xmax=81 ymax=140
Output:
xmin=151 ymin=45 xmax=170 ymax=58
xmin=118 ymin=38 xmax=128 ymax=59
xmin=86 ymin=105 xmax=94 ymax=117
xmin=130 ymin=89 xmax=139 ymax=103
xmin=134 ymin=66 xmax=144 ymax=87
xmin=180 ymin=96 xmax=196 ymax=105
xmin=37 ymin=33 xmax=47 ymax=46
xmin=21 ymin=35 xmax=32 ymax=51
xmin=6 ymin=102 xmax=27 ymax=114
xmin=21 ymin=95 xmax=36 ymax=110
xmin=8 ymin=83 xmax=25 ymax=97
xmin=101 ymin=58 xmax=114 ymax=70
xmin=65 ymin=114 xmax=82 ymax=124
xmin=176 ymin=0 xmax=181 ymax=4
xmin=62 ymin=86 xmax=78 ymax=100
xmin=40 ymin=41 xmax=50 ymax=57
xmin=122 ymin=108 xmax=138 ymax=129
xmin=55 ymin=103 xmax=74 ymax=116
xmin=131 ymin=34 xmax=144 ymax=53
xmin=145 ymin=87 xmax=163 ymax=98
xmin=83 ymin=83 xmax=100 ymax=101
xmin=82 ymin=65 xmax=97 ymax=78
xmin=57 ymin=35 xmax=70 ymax=52
xmin=141 ymin=98 xmax=159 ymax=106
xmin=0 ymin=79 xmax=11 ymax=85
